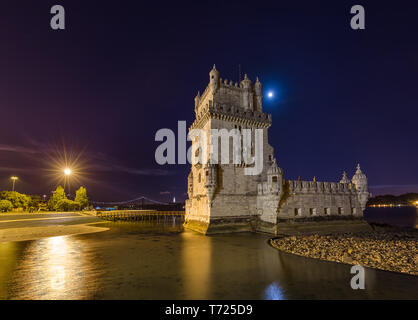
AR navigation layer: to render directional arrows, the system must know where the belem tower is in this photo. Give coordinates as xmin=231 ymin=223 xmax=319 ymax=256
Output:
xmin=184 ymin=65 xmax=370 ymax=234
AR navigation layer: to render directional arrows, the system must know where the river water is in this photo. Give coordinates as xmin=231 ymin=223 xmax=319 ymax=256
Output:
xmin=0 ymin=208 xmax=417 ymax=300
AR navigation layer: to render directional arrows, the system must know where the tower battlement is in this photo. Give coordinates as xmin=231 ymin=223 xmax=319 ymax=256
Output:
xmin=194 ymin=65 xmax=264 ymax=120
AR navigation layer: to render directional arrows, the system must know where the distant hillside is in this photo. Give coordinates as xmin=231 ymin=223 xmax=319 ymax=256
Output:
xmin=367 ymin=193 xmax=418 ymax=206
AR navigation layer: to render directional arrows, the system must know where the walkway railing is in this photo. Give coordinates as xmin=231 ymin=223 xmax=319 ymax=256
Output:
xmin=96 ymin=210 xmax=185 ymax=222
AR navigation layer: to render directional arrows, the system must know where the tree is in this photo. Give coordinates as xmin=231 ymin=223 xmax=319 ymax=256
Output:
xmin=48 ymin=186 xmax=67 ymax=211
xmin=0 ymin=200 xmax=13 ymax=212
xmin=28 ymin=195 xmax=42 ymax=213
xmin=75 ymin=186 xmax=89 ymax=209
xmin=0 ymin=191 xmax=30 ymax=210
xmin=55 ymin=199 xmax=80 ymax=212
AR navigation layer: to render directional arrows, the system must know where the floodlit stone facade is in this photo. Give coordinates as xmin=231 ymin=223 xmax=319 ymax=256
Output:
xmin=184 ymin=65 xmax=370 ymax=234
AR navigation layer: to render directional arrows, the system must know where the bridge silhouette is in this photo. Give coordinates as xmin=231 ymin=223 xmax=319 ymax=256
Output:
xmin=92 ymin=196 xmax=185 ymax=222
xmin=91 ymin=196 xmax=168 ymax=206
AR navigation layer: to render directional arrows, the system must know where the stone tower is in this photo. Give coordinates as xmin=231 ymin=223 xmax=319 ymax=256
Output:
xmin=184 ymin=65 xmax=274 ymax=234
xmin=185 ymin=66 xmax=371 ymax=235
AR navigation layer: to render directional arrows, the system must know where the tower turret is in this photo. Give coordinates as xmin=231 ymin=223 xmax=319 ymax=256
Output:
xmin=352 ymin=164 xmax=370 ymax=209
xmin=187 ymin=171 xmax=194 ymax=198
xmin=194 ymin=91 xmax=200 ymax=111
xmin=267 ymin=158 xmax=283 ymax=194
xmin=339 ymin=171 xmax=350 ymax=184
xmin=254 ymin=77 xmax=263 ymax=111
xmin=209 ymin=64 xmax=220 ymax=92
xmin=240 ymin=74 xmax=253 ymax=110
xmin=240 ymin=73 xmax=251 ymax=89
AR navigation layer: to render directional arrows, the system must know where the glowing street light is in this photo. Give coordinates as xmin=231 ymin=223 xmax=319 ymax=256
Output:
xmin=10 ymin=176 xmax=18 ymax=191
xmin=63 ymin=168 xmax=72 ymax=196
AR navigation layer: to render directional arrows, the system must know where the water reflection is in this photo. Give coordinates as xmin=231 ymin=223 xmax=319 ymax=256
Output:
xmin=264 ymin=282 xmax=285 ymax=300
xmin=0 ymin=220 xmax=417 ymax=299
xmin=364 ymin=206 xmax=417 ymax=228
xmin=0 ymin=242 xmax=21 ymax=299
xmin=4 ymin=236 xmax=102 ymax=299
xmin=47 ymin=237 xmax=71 ymax=292
xmin=181 ymin=231 xmax=212 ymax=299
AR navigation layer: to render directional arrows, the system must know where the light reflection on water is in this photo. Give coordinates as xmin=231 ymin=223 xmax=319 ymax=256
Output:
xmin=181 ymin=231 xmax=212 ymax=299
xmin=0 ymin=220 xmax=417 ymax=300
xmin=2 ymin=236 xmax=102 ymax=300
xmin=264 ymin=282 xmax=285 ymax=300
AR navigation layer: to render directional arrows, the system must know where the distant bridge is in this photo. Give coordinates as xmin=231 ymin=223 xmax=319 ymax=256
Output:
xmin=91 ymin=196 xmax=169 ymax=206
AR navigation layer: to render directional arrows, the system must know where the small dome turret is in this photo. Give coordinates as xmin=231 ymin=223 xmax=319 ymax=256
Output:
xmin=267 ymin=158 xmax=282 ymax=175
xmin=340 ymin=171 xmax=350 ymax=184
xmin=352 ymin=164 xmax=368 ymax=192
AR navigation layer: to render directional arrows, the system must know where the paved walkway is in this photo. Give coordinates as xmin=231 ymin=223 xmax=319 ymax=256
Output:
xmin=0 ymin=212 xmax=108 ymax=242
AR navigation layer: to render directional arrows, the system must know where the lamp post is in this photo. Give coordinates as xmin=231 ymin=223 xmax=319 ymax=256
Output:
xmin=10 ymin=176 xmax=18 ymax=192
xmin=64 ymin=168 xmax=71 ymax=196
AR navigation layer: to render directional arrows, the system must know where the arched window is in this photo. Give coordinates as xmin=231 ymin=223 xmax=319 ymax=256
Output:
xmin=198 ymin=173 xmax=201 ymax=183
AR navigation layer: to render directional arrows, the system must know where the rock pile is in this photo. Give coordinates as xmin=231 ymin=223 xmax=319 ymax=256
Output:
xmin=271 ymin=231 xmax=417 ymax=275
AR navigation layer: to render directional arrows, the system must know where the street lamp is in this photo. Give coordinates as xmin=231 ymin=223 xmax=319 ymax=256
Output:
xmin=10 ymin=176 xmax=18 ymax=192
xmin=63 ymin=168 xmax=71 ymax=196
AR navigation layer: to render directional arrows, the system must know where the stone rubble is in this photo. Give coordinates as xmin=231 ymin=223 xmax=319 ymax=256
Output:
xmin=271 ymin=231 xmax=418 ymax=276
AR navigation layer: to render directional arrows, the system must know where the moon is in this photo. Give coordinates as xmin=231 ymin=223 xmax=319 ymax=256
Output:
xmin=267 ymin=91 xmax=274 ymax=98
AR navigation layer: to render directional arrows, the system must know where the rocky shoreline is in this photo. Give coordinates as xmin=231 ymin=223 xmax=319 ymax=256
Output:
xmin=271 ymin=230 xmax=418 ymax=276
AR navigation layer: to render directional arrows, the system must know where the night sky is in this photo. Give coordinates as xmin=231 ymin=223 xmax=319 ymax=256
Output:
xmin=1 ymin=0 xmax=417 ymax=202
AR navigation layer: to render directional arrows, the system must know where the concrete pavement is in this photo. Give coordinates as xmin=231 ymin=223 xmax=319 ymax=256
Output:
xmin=0 ymin=212 xmax=108 ymax=242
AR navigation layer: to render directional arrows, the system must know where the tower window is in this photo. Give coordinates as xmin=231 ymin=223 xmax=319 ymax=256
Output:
xmin=272 ymin=176 xmax=278 ymax=183
xmin=338 ymin=207 xmax=343 ymax=215
xmin=198 ymin=173 xmax=201 ymax=183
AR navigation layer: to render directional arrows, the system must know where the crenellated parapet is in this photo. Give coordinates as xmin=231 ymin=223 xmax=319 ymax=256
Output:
xmin=286 ymin=180 xmax=356 ymax=195
xmin=190 ymin=101 xmax=272 ymax=130
xmin=192 ymin=65 xmax=267 ymax=129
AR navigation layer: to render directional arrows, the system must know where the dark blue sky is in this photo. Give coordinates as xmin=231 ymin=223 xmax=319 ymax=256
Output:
xmin=0 ymin=0 xmax=417 ymax=201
